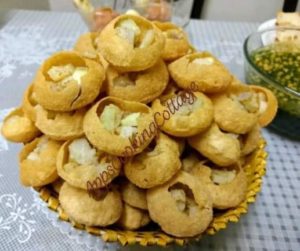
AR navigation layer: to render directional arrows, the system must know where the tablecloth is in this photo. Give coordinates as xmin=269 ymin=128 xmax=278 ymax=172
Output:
xmin=0 ymin=9 xmax=299 ymax=251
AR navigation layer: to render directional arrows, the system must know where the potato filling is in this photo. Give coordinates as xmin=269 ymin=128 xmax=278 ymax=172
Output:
xmin=174 ymin=96 xmax=202 ymax=116
xmin=68 ymin=138 xmax=110 ymax=173
xmin=193 ymin=57 xmax=214 ymax=66
xmin=230 ymin=92 xmax=260 ymax=113
xmin=27 ymin=137 xmax=48 ymax=160
xmin=211 ymin=169 xmax=236 ymax=185
xmin=257 ymin=92 xmax=268 ymax=115
xmin=69 ymin=138 xmax=98 ymax=165
xmin=113 ymin=73 xmax=137 ymax=87
xmin=116 ymin=19 xmax=154 ymax=48
xmin=48 ymin=64 xmax=88 ymax=91
xmin=169 ymin=183 xmax=198 ymax=215
xmin=99 ymin=104 xmax=140 ymax=138
xmin=47 ymin=64 xmax=75 ymax=81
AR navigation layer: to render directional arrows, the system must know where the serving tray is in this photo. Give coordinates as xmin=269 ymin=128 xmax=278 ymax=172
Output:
xmin=35 ymin=139 xmax=267 ymax=247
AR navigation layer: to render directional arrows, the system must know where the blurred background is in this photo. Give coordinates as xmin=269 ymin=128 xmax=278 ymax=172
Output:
xmin=0 ymin=0 xmax=299 ymax=22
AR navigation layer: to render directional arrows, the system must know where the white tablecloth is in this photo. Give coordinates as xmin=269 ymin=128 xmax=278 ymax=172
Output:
xmin=0 ymin=9 xmax=299 ymax=251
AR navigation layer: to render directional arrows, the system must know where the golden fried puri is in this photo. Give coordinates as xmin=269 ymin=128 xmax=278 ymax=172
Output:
xmin=212 ymin=84 xmax=259 ymax=134
xmin=97 ymin=14 xmax=165 ymax=72
xmin=124 ymin=133 xmax=181 ymax=189
xmin=249 ymin=85 xmax=278 ymax=127
xmin=84 ymin=97 xmax=155 ymax=156
xmin=74 ymin=32 xmax=99 ymax=59
xmin=117 ymin=203 xmax=150 ymax=230
xmin=147 ymin=172 xmax=213 ymax=237
xmin=34 ymin=105 xmax=85 ymax=141
xmin=59 ymin=182 xmax=122 ymax=226
xmin=57 ymin=137 xmax=121 ymax=190
xmin=34 ymin=51 xmax=105 ymax=111
xmin=73 ymin=32 xmax=109 ymax=70
xmin=240 ymin=123 xmax=261 ymax=156
xmin=153 ymin=21 xmax=190 ymax=61
xmin=1 ymin=107 xmax=40 ymax=143
xmin=188 ymin=163 xmax=247 ymax=209
xmin=152 ymin=91 xmax=214 ymax=137
xmin=120 ymin=180 xmax=147 ymax=210
xmin=168 ymin=52 xmax=232 ymax=93
xmin=22 ymin=84 xmax=38 ymax=122
xmin=188 ymin=123 xmax=241 ymax=167
xmin=106 ymin=59 xmax=168 ymax=103
xmin=19 ymin=136 xmax=61 ymax=186
xmin=51 ymin=178 xmax=64 ymax=194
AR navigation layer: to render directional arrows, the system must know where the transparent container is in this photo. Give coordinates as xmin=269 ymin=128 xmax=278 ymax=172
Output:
xmin=74 ymin=0 xmax=194 ymax=31
xmin=243 ymin=27 xmax=300 ymax=139
xmin=172 ymin=0 xmax=194 ymax=27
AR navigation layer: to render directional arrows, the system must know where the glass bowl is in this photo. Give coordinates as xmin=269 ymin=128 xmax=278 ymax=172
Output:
xmin=243 ymin=27 xmax=300 ymax=139
xmin=73 ymin=0 xmax=193 ymax=32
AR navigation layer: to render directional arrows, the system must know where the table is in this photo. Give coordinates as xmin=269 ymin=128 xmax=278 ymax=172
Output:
xmin=0 ymin=9 xmax=299 ymax=251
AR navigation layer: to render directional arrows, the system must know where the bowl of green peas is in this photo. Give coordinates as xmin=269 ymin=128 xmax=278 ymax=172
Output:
xmin=244 ymin=27 xmax=300 ymax=139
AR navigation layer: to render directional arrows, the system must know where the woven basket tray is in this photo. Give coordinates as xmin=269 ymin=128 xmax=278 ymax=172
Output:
xmin=35 ymin=139 xmax=267 ymax=247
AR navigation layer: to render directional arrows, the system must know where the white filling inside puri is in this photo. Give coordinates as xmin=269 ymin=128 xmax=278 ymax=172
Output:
xmin=47 ymin=64 xmax=88 ymax=90
xmin=170 ymin=187 xmax=198 ymax=215
xmin=211 ymin=169 xmax=237 ymax=185
xmin=68 ymin=138 xmax=109 ymax=173
xmin=99 ymin=104 xmax=140 ymax=138
xmin=193 ymin=57 xmax=214 ymax=66
xmin=27 ymin=137 xmax=48 ymax=160
xmin=258 ymin=92 xmax=268 ymax=114
xmin=230 ymin=92 xmax=260 ymax=113
xmin=169 ymin=94 xmax=202 ymax=116
xmin=116 ymin=19 xmax=154 ymax=48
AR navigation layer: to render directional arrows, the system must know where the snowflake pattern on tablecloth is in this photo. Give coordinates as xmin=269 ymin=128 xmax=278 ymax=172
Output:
xmin=0 ymin=25 xmax=75 ymax=82
xmin=0 ymin=193 xmax=42 ymax=243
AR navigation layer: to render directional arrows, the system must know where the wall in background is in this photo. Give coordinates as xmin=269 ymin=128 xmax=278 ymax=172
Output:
xmin=0 ymin=0 xmax=50 ymax=10
xmin=48 ymin=0 xmax=76 ymax=12
xmin=0 ymin=0 xmax=299 ymax=21
xmin=201 ymin=0 xmax=284 ymax=22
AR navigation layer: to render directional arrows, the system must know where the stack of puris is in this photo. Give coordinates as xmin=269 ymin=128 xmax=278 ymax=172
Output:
xmin=1 ymin=14 xmax=277 ymax=238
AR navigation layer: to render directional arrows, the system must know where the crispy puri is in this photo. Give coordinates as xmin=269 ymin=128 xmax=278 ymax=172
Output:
xmin=34 ymin=51 xmax=105 ymax=111
xmin=1 ymin=107 xmax=40 ymax=143
xmin=153 ymin=21 xmax=190 ymax=61
xmin=212 ymin=84 xmax=259 ymax=134
xmin=120 ymin=180 xmax=147 ymax=210
xmin=22 ymin=84 xmax=38 ymax=122
xmin=249 ymin=85 xmax=278 ymax=127
xmin=57 ymin=137 xmax=121 ymax=190
xmin=147 ymin=171 xmax=213 ymax=237
xmin=188 ymin=123 xmax=241 ymax=167
xmin=59 ymin=182 xmax=122 ymax=226
xmin=152 ymin=91 xmax=214 ymax=137
xmin=106 ymin=59 xmax=168 ymax=103
xmin=19 ymin=136 xmax=61 ymax=186
xmin=34 ymin=105 xmax=85 ymax=141
xmin=84 ymin=97 xmax=155 ymax=156
xmin=187 ymin=162 xmax=247 ymax=209
xmin=168 ymin=52 xmax=232 ymax=93
xmin=124 ymin=133 xmax=181 ymax=189
xmin=117 ymin=203 xmax=150 ymax=230
xmin=97 ymin=14 xmax=165 ymax=72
